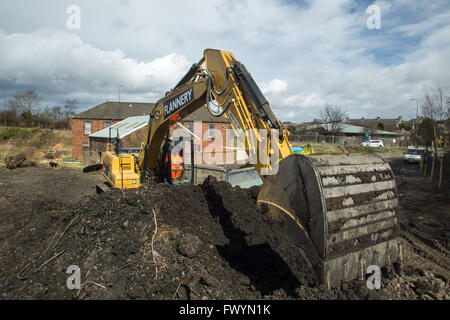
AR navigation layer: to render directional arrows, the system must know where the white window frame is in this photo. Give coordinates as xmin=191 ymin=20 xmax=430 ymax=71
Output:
xmin=84 ymin=121 xmax=92 ymax=135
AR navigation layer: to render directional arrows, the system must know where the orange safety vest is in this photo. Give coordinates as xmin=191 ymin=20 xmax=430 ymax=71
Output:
xmin=171 ymin=154 xmax=183 ymax=179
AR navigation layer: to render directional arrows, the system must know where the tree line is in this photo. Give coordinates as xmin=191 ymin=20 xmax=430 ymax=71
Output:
xmin=288 ymin=87 xmax=449 ymax=150
xmin=1 ymin=89 xmax=78 ymax=130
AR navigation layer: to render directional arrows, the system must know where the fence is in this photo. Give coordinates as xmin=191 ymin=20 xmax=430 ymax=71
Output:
xmin=289 ymin=134 xmax=411 ymax=147
xmin=420 ymin=149 xmax=450 ymax=192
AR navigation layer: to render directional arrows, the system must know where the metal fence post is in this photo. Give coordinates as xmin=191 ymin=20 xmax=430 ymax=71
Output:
xmin=423 ymin=151 xmax=428 ymax=177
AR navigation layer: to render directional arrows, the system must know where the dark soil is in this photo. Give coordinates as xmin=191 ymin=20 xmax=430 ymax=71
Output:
xmin=0 ymin=158 xmax=449 ymax=300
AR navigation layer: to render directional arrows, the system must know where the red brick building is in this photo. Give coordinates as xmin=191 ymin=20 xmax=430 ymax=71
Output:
xmin=72 ymin=101 xmax=237 ymax=163
xmin=178 ymin=110 xmax=234 ymax=164
xmin=71 ymin=101 xmax=154 ymax=159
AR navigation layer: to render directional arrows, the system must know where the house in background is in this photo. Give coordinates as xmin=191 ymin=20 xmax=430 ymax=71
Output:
xmin=71 ymin=101 xmax=154 ymax=159
xmin=296 ymin=123 xmax=403 ymax=146
xmin=344 ymin=116 xmax=406 ymax=132
xmin=176 ymin=109 xmax=235 ymax=164
xmin=72 ymin=101 xmax=236 ymax=163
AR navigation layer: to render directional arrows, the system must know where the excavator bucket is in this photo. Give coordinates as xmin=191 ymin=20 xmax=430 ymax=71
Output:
xmin=257 ymin=153 xmax=402 ymax=288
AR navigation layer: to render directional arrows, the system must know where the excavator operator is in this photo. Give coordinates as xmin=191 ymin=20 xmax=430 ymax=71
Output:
xmin=171 ymin=148 xmax=183 ymax=180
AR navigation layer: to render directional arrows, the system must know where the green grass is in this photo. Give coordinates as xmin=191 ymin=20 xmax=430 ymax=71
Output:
xmin=0 ymin=127 xmax=39 ymax=141
xmin=0 ymin=127 xmax=72 ymax=162
xmin=345 ymin=145 xmax=406 ymax=154
xmin=307 ymin=143 xmax=407 ymax=155
xmin=310 ymin=144 xmax=343 ymax=154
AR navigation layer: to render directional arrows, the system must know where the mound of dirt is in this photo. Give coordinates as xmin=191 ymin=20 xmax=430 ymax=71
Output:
xmin=1 ymin=173 xmax=448 ymax=300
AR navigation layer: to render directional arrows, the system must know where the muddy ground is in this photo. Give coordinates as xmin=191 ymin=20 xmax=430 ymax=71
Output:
xmin=0 ymin=156 xmax=448 ymax=300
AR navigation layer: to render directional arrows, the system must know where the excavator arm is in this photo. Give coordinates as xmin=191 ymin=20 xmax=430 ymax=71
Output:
xmin=131 ymin=49 xmax=401 ymax=289
xmin=138 ymin=49 xmax=292 ymax=179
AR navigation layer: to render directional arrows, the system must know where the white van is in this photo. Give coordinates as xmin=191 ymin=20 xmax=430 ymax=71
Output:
xmin=404 ymin=146 xmax=425 ymax=164
xmin=361 ymin=140 xmax=384 ymax=147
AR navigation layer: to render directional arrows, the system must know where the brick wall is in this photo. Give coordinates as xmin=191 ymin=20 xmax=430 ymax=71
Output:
xmin=180 ymin=121 xmax=231 ymax=151
xmin=73 ymin=118 xmax=237 ymax=164
xmin=177 ymin=121 xmax=238 ymax=165
xmin=71 ymin=118 xmax=121 ymax=159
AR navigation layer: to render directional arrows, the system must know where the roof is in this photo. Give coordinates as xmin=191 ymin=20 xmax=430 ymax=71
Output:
xmin=182 ymin=107 xmax=229 ymax=123
xmin=75 ymin=101 xmax=228 ymax=123
xmin=345 ymin=118 xmax=403 ymax=132
xmin=302 ymin=123 xmax=401 ymax=136
xmin=89 ymin=116 xmax=150 ymax=139
xmin=74 ymin=101 xmax=154 ymax=120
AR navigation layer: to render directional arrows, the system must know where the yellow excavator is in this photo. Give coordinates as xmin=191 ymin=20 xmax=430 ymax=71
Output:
xmin=98 ymin=49 xmax=402 ymax=289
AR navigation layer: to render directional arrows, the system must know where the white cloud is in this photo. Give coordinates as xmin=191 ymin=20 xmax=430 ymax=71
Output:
xmin=0 ymin=29 xmax=190 ymax=101
xmin=0 ymin=0 xmax=449 ymax=122
xmin=261 ymin=79 xmax=287 ymax=95
xmin=283 ymin=93 xmax=326 ymax=109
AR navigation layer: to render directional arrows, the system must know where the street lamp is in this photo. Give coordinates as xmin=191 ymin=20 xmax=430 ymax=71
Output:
xmin=410 ymin=98 xmax=419 ymax=119
xmin=119 ymin=85 xmax=124 ymax=102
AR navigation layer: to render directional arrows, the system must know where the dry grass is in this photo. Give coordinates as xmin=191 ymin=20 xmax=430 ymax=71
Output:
xmin=0 ymin=127 xmax=73 ymax=165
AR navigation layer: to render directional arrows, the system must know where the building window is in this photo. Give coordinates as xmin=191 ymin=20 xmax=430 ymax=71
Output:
xmin=105 ymin=121 xmax=111 ymax=128
xmin=208 ymin=124 xmax=215 ymax=139
xmin=187 ymin=123 xmax=194 ymax=133
xmin=84 ymin=121 xmax=92 ymax=135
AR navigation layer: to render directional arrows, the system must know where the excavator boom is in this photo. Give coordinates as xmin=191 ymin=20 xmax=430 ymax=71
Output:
xmin=106 ymin=49 xmax=401 ymax=288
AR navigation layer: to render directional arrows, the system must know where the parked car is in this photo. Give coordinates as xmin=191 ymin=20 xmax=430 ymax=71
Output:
xmin=404 ymin=146 xmax=425 ymax=164
xmin=360 ymin=140 xmax=384 ymax=147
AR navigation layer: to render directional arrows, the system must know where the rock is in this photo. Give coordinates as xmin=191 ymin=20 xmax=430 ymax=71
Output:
xmin=382 ymin=266 xmax=395 ymax=280
xmin=430 ymin=279 xmax=445 ymax=299
xmin=201 ymin=273 xmax=219 ymax=287
xmin=295 ymin=286 xmax=307 ymax=299
xmin=5 ymin=153 xmax=26 ymax=169
xmin=356 ymin=283 xmax=369 ymax=299
xmin=272 ymin=288 xmax=287 ymax=299
xmin=365 ymin=290 xmax=381 ymax=300
xmin=414 ymin=279 xmax=432 ymax=292
xmin=177 ymin=233 xmax=203 ymax=258
xmin=236 ymin=274 xmax=251 ymax=286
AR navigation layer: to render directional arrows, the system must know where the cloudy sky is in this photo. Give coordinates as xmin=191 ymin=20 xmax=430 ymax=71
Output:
xmin=0 ymin=0 xmax=449 ymax=122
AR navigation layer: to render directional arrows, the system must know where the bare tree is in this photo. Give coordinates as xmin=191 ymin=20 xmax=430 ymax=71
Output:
xmin=420 ymin=86 xmax=450 ymax=182
xmin=318 ymin=103 xmax=348 ymax=143
xmin=421 ymin=87 xmax=449 ymax=145
xmin=52 ymin=106 xmax=63 ymax=120
xmin=64 ymin=99 xmax=79 ymax=120
xmin=8 ymin=89 xmax=41 ymax=127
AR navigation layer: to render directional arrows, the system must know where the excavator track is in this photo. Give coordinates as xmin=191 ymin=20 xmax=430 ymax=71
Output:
xmin=258 ymin=153 xmax=402 ymax=288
